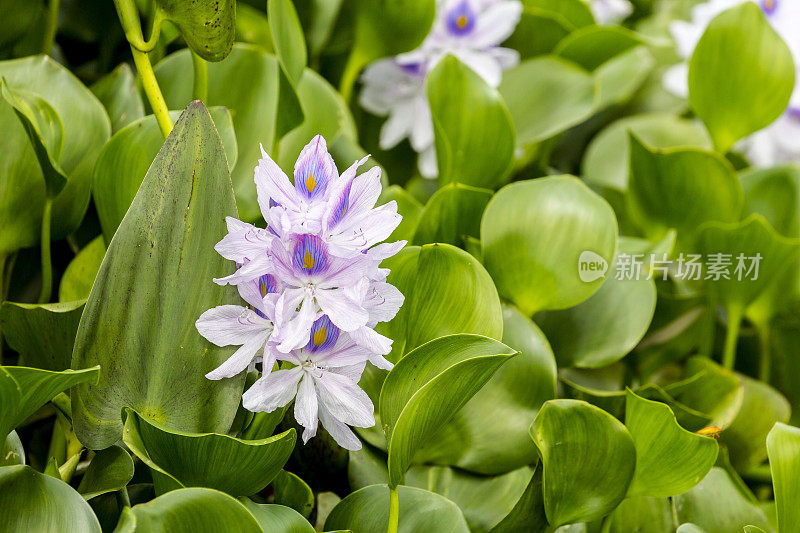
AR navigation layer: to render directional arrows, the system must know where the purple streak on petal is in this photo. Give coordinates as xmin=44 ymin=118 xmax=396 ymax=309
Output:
xmin=786 ymin=106 xmax=800 ymax=122
xmin=761 ymin=0 xmax=778 ymax=15
xmin=446 ymin=0 xmax=476 ymax=36
xmin=329 ymin=181 xmax=353 ymax=228
xmin=305 ymin=315 xmax=340 ymax=353
xmin=294 ymin=135 xmax=336 ymax=200
xmin=292 ymin=234 xmax=329 ymax=276
xmin=399 ymin=61 xmax=424 ymax=76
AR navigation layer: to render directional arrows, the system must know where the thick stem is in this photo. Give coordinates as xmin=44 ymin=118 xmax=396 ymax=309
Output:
xmin=191 ymin=51 xmax=208 ymax=102
xmin=0 ymin=253 xmax=5 ymax=365
xmin=339 ymin=48 xmax=365 ymax=104
xmin=118 ymin=486 xmax=132 ymax=508
xmin=42 ymin=0 xmax=61 ymax=55
xmin=722 ymin=305 xmax=743 ymax=370
xmin=38 ymin=198 xmax=53 ymax=304
xmin=132 ymin=47 xmax=173 ymax=138
xmin=387 ymin=486 xmax=400 ymax=533
xmin=757 ymin=322 xmax=772 ymax=382
xmin=599 ymin=514 xmax=613 ymax=533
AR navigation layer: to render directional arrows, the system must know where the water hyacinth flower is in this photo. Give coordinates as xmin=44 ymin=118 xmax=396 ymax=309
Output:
xmin=589 ymin=0 xmax=634 ymax=25
xmin=196 ymin=135 xmax=404 ymax=450
xmin=664 ymin=0 xmax=800 ymax=166
xmin=359 ymin=0 xmax=522 ymax=178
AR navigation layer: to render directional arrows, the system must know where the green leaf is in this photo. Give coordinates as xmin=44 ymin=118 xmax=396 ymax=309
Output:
xmin=530 ymin=399 xmax=636 ymax=527
xmin=0 ymin=366 xmax=99 ymax=440
xmin=268 ymin=0 xmax=306 ymax=138
xmin=77 ymin=445 xmax=134 ymax=500
xmin=593 ymin=45 xmax=655 ymax=109
xmin=521 ymin=0 xmax=594 ymax=28
xmin=481 ymin=176 xmax=618 ymax=315
xmin=627 ymin=135 xmax=743 ymax=251
xmin=489 ymin=466 xmax=548 ymax=533
xmin=0 ymin=300 xmax=84 ymax=370
xmin=1 ymin=431 xmax=24 ymax=466
xmin=609 ymin=496 xmax=674 ymax=533
xmin=625 ymin=390 xmax=718 ymax=498
xmin=379 ymin=334 xmax=516 ymax=487
xmin=672 ymin=468 xmax=771 ymax=533
xmin=767 ymin=422 xmax=800 ymax=533
xmin=505 ymin=8 xmax=571 ymax=59
xmin=59 ymin=236 xmax=105 ymax=302
xmin=499 ymin=57 xmax=596 ymax=148
xmin=688 ymin=2 xmax=795 ymax=153
xmin=0 ymin=78 xmax=67 ymax=198
xmin=536 ymin=258 xmax=656 ymax=368
xmin=412 ymin=183 xmax=492 ymax=248
xmin=123 ymin=408 xmax=295 ymax=496
xmin=378 ymin=186 xmax=422 ymax=242
xmin=582 ymin=113 xmax=712 ymax=191
xmin=665 ymin=356 xmax=744 ymax=430
xmin=697 ymin=215 xmax=800 ymax=313
xmin=271 ymin=470 xmax=314 ymax=519
xmin=0 ymin=465 xmax=101 ymax=532
xmin=554 ymin=25 xmax=643 ymax=70
xmin=412 ymin=304 xmax=556 ymax=473
xmin=93 ymin=107 xmax=237 ymax=242
xmin=427 ymin=55 xmax=515 ymax=189
xmin=90 ymin=64 xmax=145 ymax=133
xmin=156 ymin=0 xmax=235 ymax=62
xmin=115 ymin=487 xmax=262 ymax=532
xmin=0 ymin=55 xmax=110 ymax=254
xmin=324 ymin=484 xmax=469 ymax=533
xmin=720 ymin=375 xmax=790 ymax=471
xmin=239 ymin=499 xmax=316 ymax=533
xmin=71 ymin=102 xmax=243 ymax=449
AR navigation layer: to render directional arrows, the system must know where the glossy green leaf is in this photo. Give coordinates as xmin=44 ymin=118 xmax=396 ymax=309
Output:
xmin=0 ymin=78 xmax=67 ymax=197
xmin=90 ymin=64 xmax=145 ymax=133
xmin=235 ymin=3 xmax=273 ymax=50
xmin=609 ymin=496 xmax=674 ymax=533
xmin=625 ymin=389 xmax=718 ymax=498
xmin=115 ymin=487 xmax=262 ymax=532
xmin=0 ymin=465 xmax=101 ymax=532
xmin=582 ymin=113 xmax=712 ymax=191
xmin=521 ymin=0 xmax=594 ymax=28
xmin=665 ymin=356 xmax=744 ymax=430
xmin=380 ymin=334 xmax=516 ymax=486
xmin=271 ymin=470 xmax=314 ymax=519
xmin=59 ymin=236 xmax=105 ymax=302
xmin=156 ymin=0 xmax=235 ymax=62
xmin=481 ymin=176 xmax=618 ymax=314
xmin=720 ymin=375 xmax=790 ymax=471
xmin=0 ymin=55 xmax=110 ymax=254
xmin=412 ymin=183 xmax=492 ymax=247
xmin=413 ymin=304 xmax=556 ymax=473
xmin=554 ymin=25 xmax=643 ymax=70
xmin=505 ymin=8 xmax=571 ymax=59
xmin=427 ymin=55 xmax=514 ymax=189
xmin=767 ymin=422 xmax=800 ymax=533
xmin=0 ymin=300 xmax=84 ymax=370
xmin=268 ymin=0 xmax=305 ymax=138
xmin=77 ymin=445 xmax=135 ymax=499
xmin=93 ymin=107 xmax=237 ymax=241
xmin=71 ymin=102 xmax=243 ymax=449
xmin=378 ymin=185 xmax=422 ymax=242
xmin=672 ymin=468 xmax=771 ymax=533
xmin=536 ymin=258 xmax=656 ymax=368
xmin=489 ymin=466 xmax=547 ymax=533
xmin=0 ymin=365 xmax=99 ymax=440
xmin=1 ymin=431 xmax=24 ymax=466
xmin=325 ymin=484 xmax=469 ymax=533
xmin=688 ymin=2 xmax=795 ymax=153
xmin=499 ymin=57 xmax=596 ymax=148
xmin=593 ymin=45 xmax=655 ymax=109
xmin=530 ymin=399 xmax=636 ymax=527
xmin=239 ymin=499 xmax=316 ymax=533
xmin=627 ymin=135 xmax=742 ymax=251
xmin=697 ymin=215 xmax=800 ymax=312
xmin=123 ymin=406 xmax=295 ymax=496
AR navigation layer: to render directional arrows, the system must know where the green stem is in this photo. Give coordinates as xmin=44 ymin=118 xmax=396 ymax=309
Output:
xmin=0 ymin=253 xmax=6 ymax=365
xmin=387 ymin=486 xmax=399 ymax=533
xmin=699 ymin=294 xmax=718 ymax=356
xmin=757 ymin=322 xmax=772 ymax=382
xmin=722 ymin=305 xmax=743 ymax=370
xmin=38 ymin=198 xmax=53 ymax=304
xmin=118 ymin=486 xmax=132 ymax=508
xmin=339 ymin=49 xmax=365 ymax=104
xmin=599 ymin=514 xmax=613 ymax=533
xmin=42 ymin=0 xmax=61 ymax=55
xmin=191 ymin=51 xmax=208 ymax=102
xmin=114 ymin=0 xmax=163 ymax=53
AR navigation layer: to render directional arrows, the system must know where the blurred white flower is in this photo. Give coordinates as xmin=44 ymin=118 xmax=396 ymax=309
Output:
xmin=590 ymin=0 xmax=634 ymax=25
xmin=664 ymin=0 xmax=800 ymax=166
xmin=359 ymin=0 xmax=522 ymax=179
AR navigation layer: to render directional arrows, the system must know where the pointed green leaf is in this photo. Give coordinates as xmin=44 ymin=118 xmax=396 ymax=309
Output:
xmin=271 ymin=470 xmax=314 ymax=519
xmin=625 ymin=389 xmax=718 ymax=498
xmin=0 ymin=465 xmax=101 ymax=532
xmin=427 ymin=55 xmax=515 ymax=189
xmin=71 ymin=102 xmax=243 ymax=449
xmin=156 ymin=0 xmax=235 ymax=62
xmin=77 ymin=445 xmax=134 ymax=500
xmin=59 ymin=236 xmax=105 ymax=302
xmin=609 ymin=496 xmax=674 ymax=533
xmin=412 ymin=183 xmax=492 ymax=248
xmin=530 ymin=399 xmax=636 ymax=527
xmin=380 ymin=334 xmax=516 ymax=487
xmin=489 ymin=466 xmax=548 ymax=533
xmin=378 ymin=186 xmax=422 ymax=242
xmin=767 ymin=422 xmax=800 ymax=533
xmin=269 ymin=0 xmax=306 ymax=138
xmin=0 ymin=365 xmax=99 ymax=440
xmin=239 ymin=499 xmax=316 ymax=533
xmin=1 ymin=431 xmax=24 ymax=466
xmin=123 ymin=408 xmax=296 ymax=496
xmin=688 ymin=2 xmax=795 ymax=153
xmin=0 ymin=300 xmax=84 ymax=371
xmin=481 ymin=176 xmax=618 ymax=315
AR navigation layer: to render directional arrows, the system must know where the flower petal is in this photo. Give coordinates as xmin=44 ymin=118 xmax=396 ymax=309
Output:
xmin=349 ymin=325 xmax=393 ymax=356
xmin=315 ymin=288 xmax=369 ymax=332
xmin=196 ymin=305 xmax=272 ymax=347
xmin=205 ymin=337 xmax=264 ymax=380
xmin=294 ymin=135 xmax=338 ymax=201
xmin=294 ymin=373 xmax=319 ymax=444
xmin=318 ymin=402 xmax=362 ymax=450
xmin=276 ymin=290 xmax=317 ymax=352
xmin=315 ymin=371 xmax=375 ymax=427
xmin=242 ymin=367 xmax=303 ymax=412
xmin=255 ymin=144 xmax=301 ymax=219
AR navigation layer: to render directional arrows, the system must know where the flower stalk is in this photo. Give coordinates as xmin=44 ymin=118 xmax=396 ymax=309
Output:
xmin=387 ymin=486 xmax=400 ymax=533
xmin=191 ymin=51 xmax=209 ymax=103
xmin=38 ymin=197 xmax=53 ymax=304
xmin=722 ymin=305 xmax=743 ymax=370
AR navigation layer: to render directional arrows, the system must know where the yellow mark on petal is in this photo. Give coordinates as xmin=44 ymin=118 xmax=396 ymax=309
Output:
xmin=306 ymin=172 xmax=316 ymax=192
xmin=303 ymin=249 xmax=315 ymax=270
xmin=313 ymin=326 xmax=327 ymax=346
xmin=259 ymin=279 xmax=268 ymax=297
xmin=457 ymin=14 xmax=468 ymax=29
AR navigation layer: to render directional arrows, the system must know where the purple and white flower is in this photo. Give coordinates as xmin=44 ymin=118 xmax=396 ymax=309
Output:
xmin=196 ymin=134 xmax=404 ymax=450
xmin=589 ymin=0 xmax=634 ymax=25
xmin=664 ymin=0 xmax=800 ymax=166
xmin=359 ymin=0 xmax=522 ymax=179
